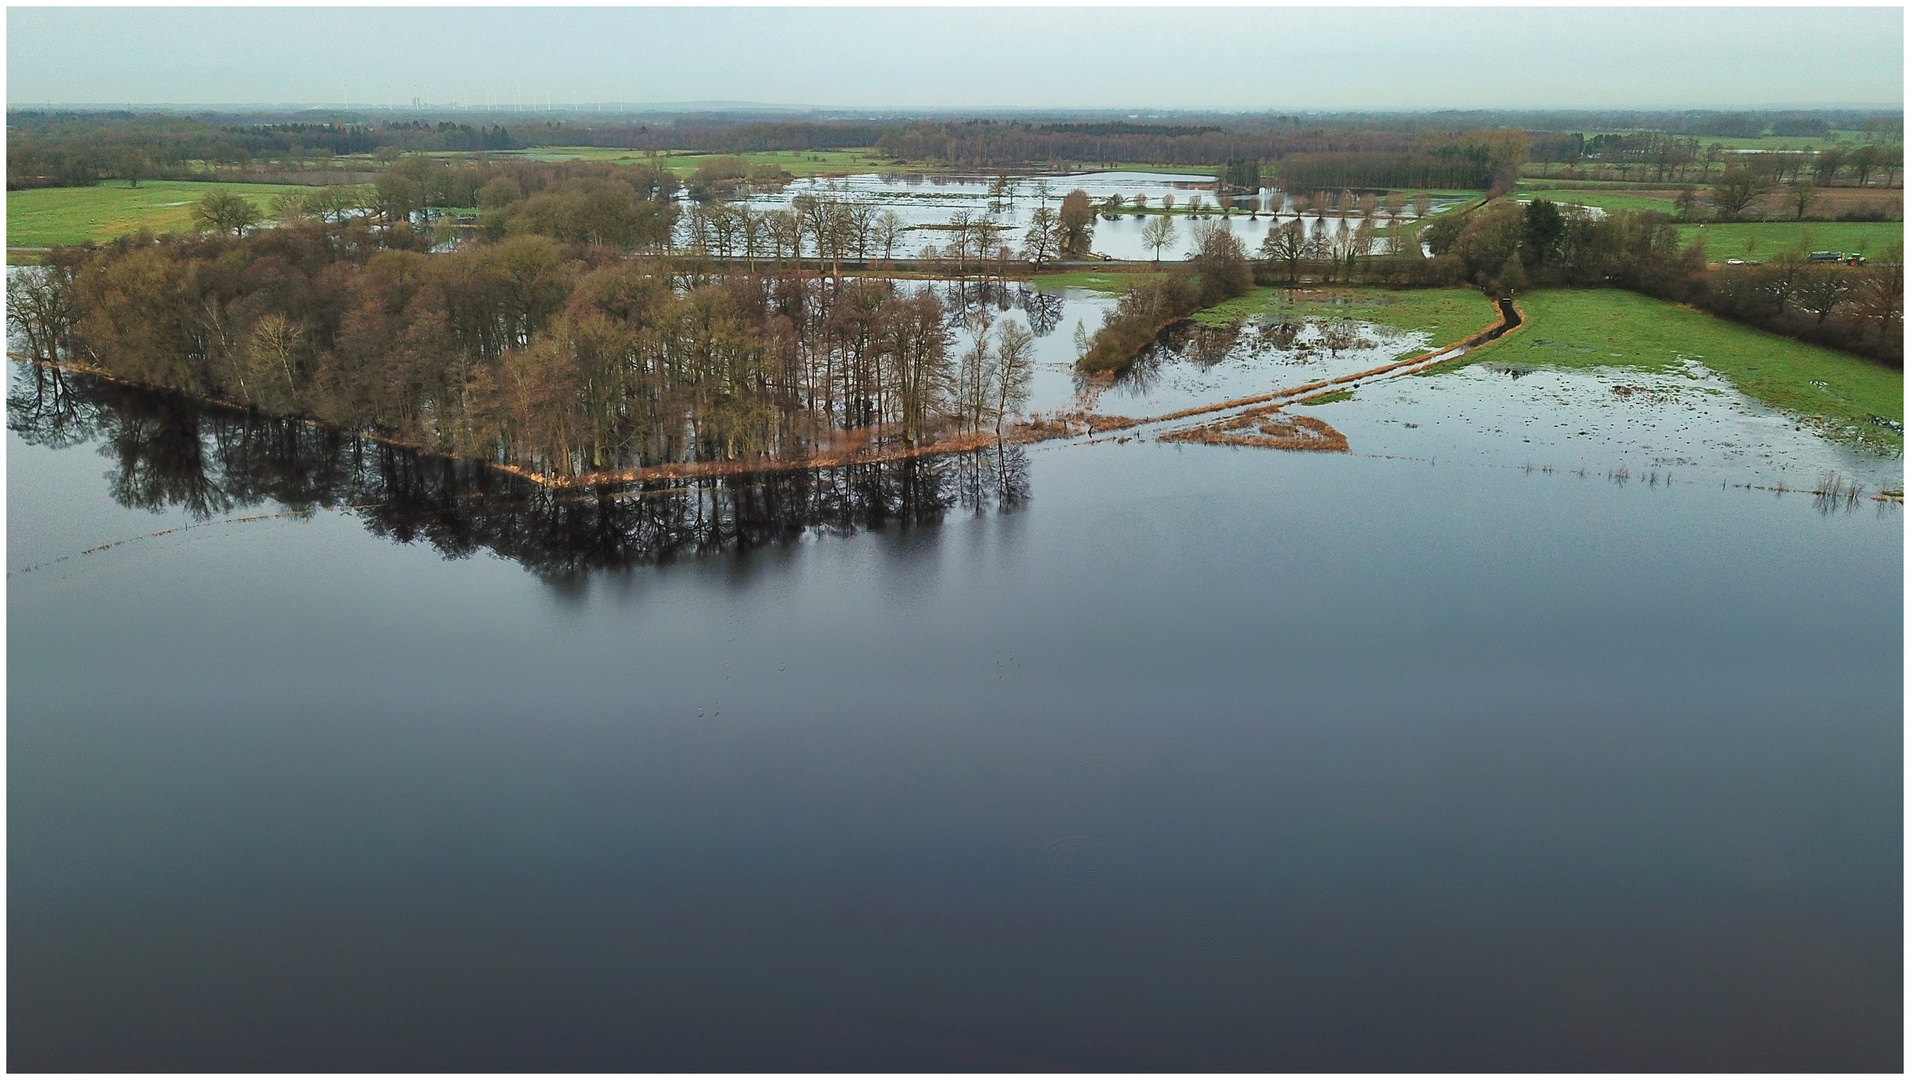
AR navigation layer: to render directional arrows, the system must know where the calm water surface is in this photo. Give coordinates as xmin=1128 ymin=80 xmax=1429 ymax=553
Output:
xmin=735 ymin=171 xmax=1455 ymax=261
xmin=8 ymin=362 xmax=1901 ymax=1070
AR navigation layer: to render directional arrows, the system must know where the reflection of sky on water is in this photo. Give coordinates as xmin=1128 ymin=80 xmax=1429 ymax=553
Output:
xmin=10 ymin=351 xmax=1900 ymax=1069
xmin=1314 ymin=359 xmax=1904 ymax=493
xmin=949 ymin=284 xmax=1906 ymax=491
xmin=722 ymin=171 xmax=1451 ymax=261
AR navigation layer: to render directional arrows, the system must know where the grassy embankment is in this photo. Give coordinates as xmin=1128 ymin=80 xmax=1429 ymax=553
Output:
xmin=1446 ymin=288 xmax=1904 ymax=453
xmin=7 ymin=180 xmax=314 ymax=250
xmin=1675 ymin=221 xmax=1903 ymax=261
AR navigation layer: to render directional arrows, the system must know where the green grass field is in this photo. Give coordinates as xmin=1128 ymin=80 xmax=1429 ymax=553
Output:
xmin=1192 ymin=286 xmax=1501 ymax=351
xmin=1452 ymin=288 xmax=1903 ymax=451
xmin=8 ymin=180 xmax=314 ymax=249
xmin=1029 ymin=269 xmax=1164 ymax=294
xmin=1677 ymin=221 xmax=1904 ymax=261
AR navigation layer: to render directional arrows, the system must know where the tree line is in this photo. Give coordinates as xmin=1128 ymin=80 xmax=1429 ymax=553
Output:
xmin=1419 ymin=199 xmax=1903 ymax=365
xmin=1078 ymin=223 xmax=1253 ymax=375
xmin=1271 ymin=131 xmax=1530 ymax=195
xmin=1529 ymin=131 xmax=1904 ymax=189
xmin=6 ymin=113 xmax=524 ymax=189
xmin=1069 ymin=196 xmax=1900 ymax=376
xmin=7 ymin=221 xmax=1056 ymax=481
xmin=7 ymin=362 xmax=1029 ymax=581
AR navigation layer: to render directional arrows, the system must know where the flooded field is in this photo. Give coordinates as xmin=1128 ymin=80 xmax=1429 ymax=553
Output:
xmin=10 ymin=353 xmax=1900 ymax=1070
xmin=8 ymin=272 xmax=1902 ymax=1071
xmin=1311 ymin=359 xmax=1903 ymax=495
xmin=730 ymin=171 xmax=1458 ymax=261
xmin=969 ymin=283 xmax=1902 ymax=496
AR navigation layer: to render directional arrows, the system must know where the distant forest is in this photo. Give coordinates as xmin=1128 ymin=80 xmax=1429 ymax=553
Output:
xmin=9 ymin=107 xmax=1900 ymax=190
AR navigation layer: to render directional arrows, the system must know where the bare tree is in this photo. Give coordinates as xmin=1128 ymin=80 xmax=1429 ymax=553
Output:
xmin=991 ymin=321 xmax=1034 ymax=435
xmin=1141 ymin=215 xmax=1177 ymax=264
xmin=957 ymin=309 xmax=996 ymax=433
xmin=1794 ymin=266 xmax=1854 ymax=324
xmin=192 ymin=190 xmax=262 ymax=237
xmin=1785 ymin=181 xmax=1819 ymax=222
xmin=1709 ymin=168 xmax=1770 ymax=221
xmin=874 ymin=210 xmax=907 ymax=261
xmin=1259 ymin=217 xmax=1306 ymax=284
xmin=1022 ymin=206 xmax=1059 ymax=267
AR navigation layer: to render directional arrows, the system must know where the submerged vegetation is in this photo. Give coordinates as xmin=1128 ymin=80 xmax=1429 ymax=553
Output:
xmin=1191 ymin=287 xmax=1499 ymax=351
xmin=6 ymin=362 xmax=1029 ymax=579
xmin=1077 ymin=223 xmax=1253 ymax=375
xmin=1452 ymin=288 xmax=1904 ymax=452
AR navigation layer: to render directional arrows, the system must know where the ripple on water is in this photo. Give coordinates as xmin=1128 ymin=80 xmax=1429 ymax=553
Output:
xmin=1046 ymin=836 xmax=1115 ymax=885
xmin=1153 ymin=909 xmax=1251 ymax=964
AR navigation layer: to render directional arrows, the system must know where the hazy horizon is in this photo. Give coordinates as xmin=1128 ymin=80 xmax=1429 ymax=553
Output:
xmin=8 ymin=7 xmax=1903 ymax=112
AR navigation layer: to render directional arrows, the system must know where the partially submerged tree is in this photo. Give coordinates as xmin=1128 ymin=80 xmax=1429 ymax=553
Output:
xmin=1141 ymin=215 xmax=1177 ymax=264
xmin=1259 ymin=218 xmax=1306 ymax=284
xmin=1057 ymin=189 xmax=1095 ymax=255
xmin=191 ymin=190 xmax=262 ymax=237
xmin=1022 ymin=206 xmax=1059 ymax=267
xmin=991 ymin=321 xmax=1034 ymax=436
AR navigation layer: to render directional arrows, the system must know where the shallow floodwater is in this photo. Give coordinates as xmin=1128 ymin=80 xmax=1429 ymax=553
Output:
xmin=8 ymin=362 xmax=1901 ymax=1070
xmin=732 ymin=171 xmax=1454 ymax=261
xmin=943 ymin=282 xmax=1443 ymax=421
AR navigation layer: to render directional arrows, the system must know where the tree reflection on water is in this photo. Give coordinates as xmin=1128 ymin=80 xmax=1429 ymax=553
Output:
xmin=9 ymin=363 xmax=1029 ymax=581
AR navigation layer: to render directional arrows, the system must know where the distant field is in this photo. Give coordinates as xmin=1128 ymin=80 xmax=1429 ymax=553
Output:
xmin=1453 ymin=288 xmax=1902 ymax=451
xmin=469 ymin=146 xmax=925 ymax=177
xmin=1568 ymin=130 xmax=1873 ymax=151
xmin=1193 ymin=286 xmax=1500 ymax=351
xmin=1516 ymin=185 xmax=1684 ymax=215
xmin=1677 ymin=221 xmax=1904 ymax=261
xmin=8 ymin=180 xmax=312 ymax=249
xmin=1101 ymin=162 xmax=1218 ymax=177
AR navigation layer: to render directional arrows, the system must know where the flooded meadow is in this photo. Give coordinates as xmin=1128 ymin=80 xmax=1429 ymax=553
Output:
xmin=726 ymin=170 xmax=1456 ymax=262
xmin=8 ymin=278 xmax=1901 ymax=1070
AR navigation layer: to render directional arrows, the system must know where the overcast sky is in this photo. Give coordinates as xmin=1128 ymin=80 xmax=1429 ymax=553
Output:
xmin=7 ymin=6 xmax=1903 ymax=112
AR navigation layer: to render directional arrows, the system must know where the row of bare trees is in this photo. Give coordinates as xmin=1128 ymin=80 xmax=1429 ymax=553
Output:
xmin=7 ymin=222 xmax=1047 ymax=479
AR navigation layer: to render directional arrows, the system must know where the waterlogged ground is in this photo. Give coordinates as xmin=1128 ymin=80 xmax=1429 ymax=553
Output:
xmin=1001 ymin=282 xmax=1905 ymax=494
xmin=734 ymin=171 xmax=1459 ymax=262
xmin=1301 ymin=359 xmax=1904 ymax=495
xmin=1067 ymin=317 xmax=1435 ymax=419
xmin=943 ymin=282 xmax=1442 ymax=421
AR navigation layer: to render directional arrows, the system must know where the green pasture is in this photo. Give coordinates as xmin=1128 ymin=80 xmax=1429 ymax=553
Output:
xmin=1451 ymin=288 xmax=1903 ymax=451
xmin=1677 ymin=221 xmax=1903 ymax=261
xmin=8 ymin=180 xmax=313 ymax=249
xmin=1029 ymin=269 xmax=1164 ymax=294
